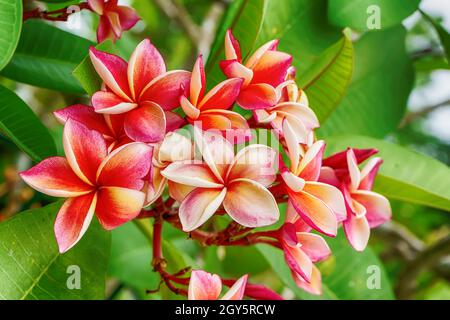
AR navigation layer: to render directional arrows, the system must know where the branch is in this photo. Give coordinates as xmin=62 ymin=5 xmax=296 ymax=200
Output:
xmin=23 ymin=3 xmax=90 ymax=22
xmin=400 ymin=98 xmax=450 ymax=128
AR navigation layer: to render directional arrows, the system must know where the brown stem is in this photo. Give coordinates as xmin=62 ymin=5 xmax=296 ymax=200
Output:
xmin=23 ymin=2 xmax=90 ymax=22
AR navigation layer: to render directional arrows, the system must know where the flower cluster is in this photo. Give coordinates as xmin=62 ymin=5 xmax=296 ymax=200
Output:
xmin=20 ymin=29 xmax=391 ymax=299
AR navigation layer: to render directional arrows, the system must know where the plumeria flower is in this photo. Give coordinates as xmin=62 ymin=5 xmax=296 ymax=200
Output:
xmin=88 ymin=0 xmax=140 ymax=43
xmin=161 ymin=128 xmax=279 ymax=231
xmin=321 ymin=148 xmax=392 ymax=251
xmin=280 ymin=213 xmax=331 ymax=295
xmin=146 ymin=132 xmax=194 ymax=205
xmin=89 ymin=39 xmax=191 ymax=143
xmin=280 ymin=136 xmax=346 ymax=237
xmin=188 ymin=270 xmax=247 ymax=300
xmin=54 ymin=104 xmax=131 ymax=152
xmin=20 ymin=120 xmax=152 ymax=253
xmin=181 ymin=55 xmax=250 ymax=143
xmin=220 ymin=30 xmax=292 ymax=110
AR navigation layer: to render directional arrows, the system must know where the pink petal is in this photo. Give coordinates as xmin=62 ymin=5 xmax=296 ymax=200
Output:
xmin=188 ymin=270 xmax=222 ymax=300
xmin=245 ymin=40 xmax=279 ymax=69
xmin=157 ymin=132 xmax=193 ymax=163
xmin=97 ymin=16 xmax=116 ymax=43
xmin=63 ymin=119 xmax=108 ymax=185
xmin=220 ymin=60 xmax=253 ymax=86
xmin=286 ymin=200 xmax=312 ymax=232
xmin=318 ymin=167 xmax=340 ymax=188
xmin=237 ymin=84 xmax=278 ymax=110
xmin=181 ymin=95 xmax=201 ymax=119
xmin=145 ymin=166 xmax=166 ymax=206
xmin=165 ymin=111 xmax=186 ymax=133
xmin=227 ymin=145 xmax=277 ymax=187
xmin=274 ymin=102 xmax=320 ymax=130
xmin=252 ymin=50 xmax=292 ymax=87
xmin=89 ymin=47 xmax=131 ymax=100
xmin=116 ymin=5 xmax=140 ymax=30
xmin=190 ymin=55 xmax=206 ymax=106
xmin=292 ymin=265 xmax=322 ymax=295
xmin=343 ymin=214 xmax=370 ymax=251
xmin=323 ymin=148 xmax=378 ymax=169
xmin=179 ymin=188 xmax=227 ymax=232
xmin=127 ymin=39 xmax=166 ymax=99
xmin=288 ymin=189 xmax=338 ymax=237
xmin=221 ymin=275 xmax=248 ymax=300
xmin=92 ymin=91 xmax=137 ymax=114
xmin=106 ymin=11 xmax=122 ymax=39
xmin=240 ymin=283 xmax=283 ymax=300
xmin=95 ymin=186 xmax=145 ymax=230
xmin=162 ymin=161 xmax=223 ymax=188
xmin=96 ymin=142 xmax=152 ymax=190
xmin=302 ymin=181 xmax=346 ymax=222
xmin=88 ymin=0 xmax=104 ymax=14
xmin=168 ymin=181 xmax=195 ymax=203
xmin=359 ymin=157 xmax=383 ymax=190
xmin=54 ymin=193 xmax=96 ymax=253
xmin=224 ymin=29 xmax=242 ymax=61
xmin=281 ymin=170 xmax=306 ymax=193
xmin=296 ymin=140 xmax=325 ymax=181
xmin=104 ymin=113 xmax=125 ymax=137
xmin=196 ymin=113 xmax=231 ymax=130
xmin=283 ymin=242 xmax=313 ymax=282
xmin=282 ymin=118 xmax=303 ymax=171
xmin=139 ymin=70 xmax=191 ymax=110
xmin=198 ymin=78 xmax=243 ymax=111
xmin=20 ymin=157 xmax=92 ymax=197
xmin=296 ymin=232 xmax=331 ymax=262
xmin=352 ymin=190 xmax=391 ymax=228
xmin=223 ymin=179 xmax=279 ymax=228
xmin=124 ymin=102 xmax=166 ymax=143
xmin=54 ymin=104 xmax=111 ymax=138
xmin=347 ymin=149 xmax=361 ymax=191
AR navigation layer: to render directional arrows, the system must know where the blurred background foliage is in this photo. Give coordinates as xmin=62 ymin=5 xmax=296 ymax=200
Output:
xmin=0 ymin=0 xmax=449 ymax=300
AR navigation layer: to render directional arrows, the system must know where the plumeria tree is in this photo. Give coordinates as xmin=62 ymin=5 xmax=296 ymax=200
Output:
xmin=0 ymin=0 xmax=449 ymax=300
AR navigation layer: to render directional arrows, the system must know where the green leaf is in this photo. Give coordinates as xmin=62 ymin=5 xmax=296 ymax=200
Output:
xmin=256 ymin=244 xmax=337 ymax=300
xmin=0 ymin=202 xmax=111 ymax=300
xmin=0 ymin=85 xmax=56 ymax=162
xmin=0 ymin=0 xmax=22 ymax=71
xmin=321 ymin=233 xmax=395 ymax=299
xmin=1 ymin=20 xmax=94 ymax=94
xmin=73 ymin=40 xmax=117 ymax=96
xmin=328 ymin=0 xmax=420 ymax=32
xmin=326 ymin=135 xmax=450 ymax=212
xmin=207 ymin=0 xmax=342 ymax=84
xmin=319 ymin=26 xmax=414 ymax=138
xmin=300 ymin=34 xmax=354 ymax=123
xmin=422 ymin=11 xmax=450 ymax=63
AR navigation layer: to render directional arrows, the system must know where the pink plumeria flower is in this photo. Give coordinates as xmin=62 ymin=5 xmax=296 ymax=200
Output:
xmin=280 ymin=137 xmax=346 ymax=237
xmin=188 ymin=270 xmax=247 ymax=300
xmin=181 ymin=55 xmax=251 ymax=143
xmin=321 ymin=148 xmax=392 ymax=251
xmin=54 ymin=104 xmax=131 ymax=152
xmin=280 ymin=216 xmax=331 ymax=295
xmin=89 ymin=39 xmax=191 ymax=143
xmin=146 ymin=132 xmax=194 ymax=206
xmin=20 ymin=120 xmax=152 ymax=253
xmin=161 ymin=128 xmax=280 ymax=231
xmin=220 ymin=30 xmax=292 ymax=110
xmin=88 ymin=0 xmax=140 ymax=43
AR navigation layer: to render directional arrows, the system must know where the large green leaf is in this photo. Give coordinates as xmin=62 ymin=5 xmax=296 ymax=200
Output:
xmin=0 ymin=202 xmax=111 ymax=300
xmin=319 ymin=26 xmax=414 ymax=138
xmin=328 ymin=0 xmax=420 ymax=32
xmin=0 ymin=85 xmax=56 ymax=162
xmin=300 ymin=34 xmax=354 ymax=123
xmin=321 ymin=233 xmax=395 ymax=300
xmin=206 ymin=0 xmax=342 ymax=85
xmin=1 ymin=20 xmax=94 ymax=94
xmin=326 ymin=135 xmax=450 ymax=212
xmin=0 ymin=0 xmax=22 ymax=71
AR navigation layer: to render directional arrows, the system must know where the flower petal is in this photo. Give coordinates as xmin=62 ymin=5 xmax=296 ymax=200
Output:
xmin=89 ymin=47 xmax=131 ymax=100
xmin=282 ymin=118 xmax=303 ymax=171
xmin=224 ymin=29 xmax=242 ymax=61
xmin=158 ymin=132 xmax=193 ymax=163
xmin=20 ymin=157 xmax=92 ymax=197
xmin=245 ymin=40 xmax=279 ymax=69
xmin=292 ymin=264 xmax=322 ymax=295
xmin=63 ymin=119 xmax=108 ymax=185
xmin=288 ymin=189 xmax=338 ymax=237
xmin=181 ymin=95 xmax=200 ymax=119
xmin=221 ymin=275 xmax=248 ymax=300
xmin=198 ymin=78 xmax=243 ymax=111
xmin=296 ymin=140 xmax=325 ymax=181
xmin=359 ymin=157 xmax=383 ymax=190
xmin=145 ymin=167 xmax=166 ymax=206
xmin=124 ymin=102 xmax=166 ymax=143
xmin=286 ymin=200 xmax=312 ymax=232
xmin=128 ymin=39 xmax=166 ymax=99
xmin=95 ymin=186 xmax=145 ymax=230
xmin=165 ymin=111 xmax=186 ymax=133
xmin=283 ymin=243 xmax=313 ymax=282
xmin=97 ymin=142 xmax=152 ymax=190
xmin=223 ymin=179 xmax=279 ymax=228
xmin=273 ymin=102 xmax=319 ymax=130
xmin=190 ymin=55 xmax=206 ymax=106
xmin=302 ymin=181 xmax=346 ymax=222
xmin=252 ymin=50 xmax=292 ymax=87
xmin=343 ymin=214 xmax=370 ymax=251
xmin=168 ymin=181 xmax=195 ymax=203
xmin=281 ymin=170 xmax=306 ymax=193
xmin=92 ymin=91 xmax=138 ymax=114
xmin=88 ymin=0 xmax=104 ymax=14
xmin=296 ymin=232 xmax=331 ymax=262
xmin=347 ymin=149 xmax=361 ymax=191
xmin=179 ymin=188 xmax=227 ymax=232
xmin=54 ymin=193 xmax=96 ymax=253
xmin=237 ymin=84 xmax=278 ymax=110
xmin=322 ymin=148 xmax=378 ymax=169
xmin=220 ymin=60 xmax=253 ymax=86
xmin=352 ymin=190 xmax=391 ymax=228
xmin=162 ymin=161 xmax=223 ymax=188
xmin=97 ymin=16 xmax=115 ymax=43
xmin=140 ymin=70 xmax=191 ymax=110
xmin=188 ymin=270 xmax=222 ymax=300
xmin=227 ymin=145 xmax=277 ymax=187
xmin=116 ymin=5 xmax=140 ymax=30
